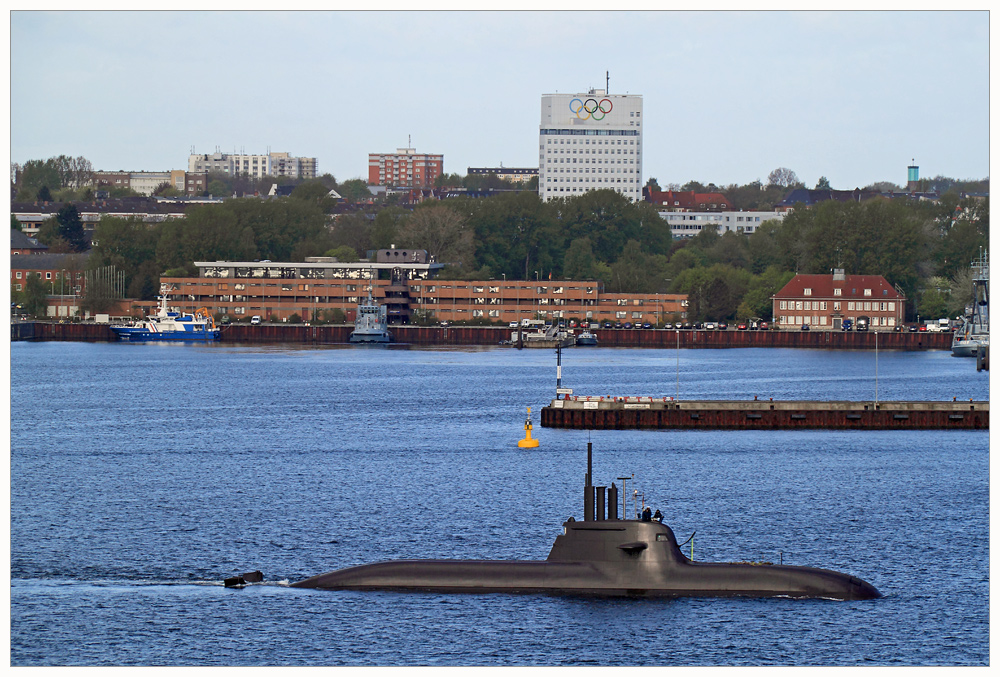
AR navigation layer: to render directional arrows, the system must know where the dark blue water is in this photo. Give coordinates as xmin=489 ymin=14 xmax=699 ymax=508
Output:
xmin=10 ymin=343 xmax=989 ymax=665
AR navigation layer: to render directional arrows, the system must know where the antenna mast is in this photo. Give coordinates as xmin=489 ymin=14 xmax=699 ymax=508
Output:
xmin=606 ymin=71 xmax=609 ymax=93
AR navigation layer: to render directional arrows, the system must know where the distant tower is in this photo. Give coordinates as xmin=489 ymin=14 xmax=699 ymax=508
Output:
xmin=907 ymin=160 xmax=919 ymax=192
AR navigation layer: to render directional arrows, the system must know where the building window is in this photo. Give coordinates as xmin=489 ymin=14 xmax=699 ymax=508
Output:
xmin=834 ymin=301 xmax=841 ymax=311
xmin=864 ymin=289 xmax=872 ymax=296
xmin=833 ymin=288 xmax=842 ymax=296
xmin=848 ymin=301 xmax=856 ymax=311
xmin=779 ymin=300 xmax=787 ymax=310
xmin=803 ymin=288 xmax=812 ymax=296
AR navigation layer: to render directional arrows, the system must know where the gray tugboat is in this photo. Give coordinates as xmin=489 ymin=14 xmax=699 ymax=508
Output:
xmin=349 ymin=286 xmax=393 ymax=344
xmin=292 ymin=444 xmax=880 ymax=600
xmin=953 ymin=250 xmax=989 ymax=358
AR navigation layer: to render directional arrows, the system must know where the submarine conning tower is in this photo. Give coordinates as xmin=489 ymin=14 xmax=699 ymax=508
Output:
xmin=583 ymin=440 xmax=619 ymax=522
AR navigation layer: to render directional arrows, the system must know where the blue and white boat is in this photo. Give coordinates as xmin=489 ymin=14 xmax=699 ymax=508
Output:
xmin=111 ymin=284 xmax=220 ymax=342
xmin=576 ymin=330 xmax=598 ymax=346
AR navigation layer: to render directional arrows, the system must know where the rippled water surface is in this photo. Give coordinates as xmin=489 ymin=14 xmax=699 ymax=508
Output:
xmin=10 ymin=342 xmax=989 ymax=665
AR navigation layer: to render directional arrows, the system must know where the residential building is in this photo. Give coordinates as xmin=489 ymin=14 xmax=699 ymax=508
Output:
xmin=185 ymin=171 xmax=209 ymax=196
xmin=467 ymin=167 xmax=538 ymax=183
xmin=368 ymin=148 xmax=444 ymax=187
xmin=775 ymin=187 xmax=883 ymax=212
xmin=11 ymin=228 xmax=48 ymax=255
xmin=771 ymin=270 xmax=906 ymax=330
xmin=538 ymin=88 xmax=643 ymax=202
xmin=128 ymin=170 xmax=187 ymax=196
xmin=660 ymin=210 xmax=785 ymax=238
xmin=10 ymin=251 xmax=90 ymax=318
xmin=187 ymin=151 xmax=318 ymax=180
xmin=10 ymin=198 xmax=206 ymax=236
xmin=92 ymin=172 xmax=131 ymax=191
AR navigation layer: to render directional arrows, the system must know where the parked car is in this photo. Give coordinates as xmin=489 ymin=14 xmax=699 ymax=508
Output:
xmin=842 ymin=319 xmax=853 ymax=331
xmin=718 ymin=322 xmax=728 ymax=330
xmin=758 ymin=321 xmax=769 ymax=331
xmin=737 ymin=323 xmax=748 ymax=331
xmin=614 ymin=322 xmax=623 ymax=329
xmin=801 ymin=324 xmax=811 ymax=331
xmin=602 ymin=321 xmax=613 ymax=328
xmin=250 ymin=315 xmax=262 ymax=325
xmin=704 ymin=322 xmax=717 ymax=330
xmin=509 ymin=321 xmax=519 ymax=328
xmin=568 ymin=320 xmax=577 ymax=328
xmin=918 ymin=324 xmax=928 ymax=332
xmin=662 ymin=322 xmax=673 ymax=330
xmin=692 ymin=322 xmax=703 ymax=330
xmin=683 ymin=322 xmax=693 ymax=330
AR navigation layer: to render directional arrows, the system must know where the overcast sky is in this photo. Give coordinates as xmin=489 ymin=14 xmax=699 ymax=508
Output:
xmin=9 ymin=10 xmax=990 ymax=191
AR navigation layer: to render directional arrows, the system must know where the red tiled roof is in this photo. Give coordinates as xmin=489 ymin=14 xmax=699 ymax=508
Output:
xmin=774 ymin=274 xmax=904 ymax=300
xmin=643 ymin=189 xmax=733 ymax=210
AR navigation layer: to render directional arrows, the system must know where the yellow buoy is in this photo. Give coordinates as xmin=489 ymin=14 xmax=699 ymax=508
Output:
xmin=518 ymin=406 xmax=540 ymax=448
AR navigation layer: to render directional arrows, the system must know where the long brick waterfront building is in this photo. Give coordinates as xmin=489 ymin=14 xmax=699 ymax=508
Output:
xmin=159 ymin=251 xmax=687 ymax=326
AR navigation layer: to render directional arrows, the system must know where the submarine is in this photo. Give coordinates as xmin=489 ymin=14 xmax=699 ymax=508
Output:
xmin=292 ymin=444 xmax=880 ymax=600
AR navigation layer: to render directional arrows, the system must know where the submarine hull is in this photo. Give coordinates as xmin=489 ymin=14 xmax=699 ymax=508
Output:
xmin=292 ymin=520 xmax=880 ymax=600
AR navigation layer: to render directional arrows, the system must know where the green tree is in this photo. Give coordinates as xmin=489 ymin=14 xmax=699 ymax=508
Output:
xmin=396 ymin=203 xmax=475 ymax=277
xmin=37 ymin=185 xmax=53 ymax=201
xmin=607 ymin=240 xmax=670 ymax=293
xmin=815 ymin=176 xmax=832 ymax=190
xmin=563 ymin=237 xmax=599 ymax=280
xmin=767 ymin=167 xmax=802 ymax=188
xmin=291 ymin=179 xmax=338 ymax=212
xmin=207 ymin=179 xmax=229 ymax=197
xmin=22 ymin=272 xmax=49 ymax=317
xmin=325 ymin=245 xmax=359 ymax=262
xmin=55 ymin=203 xmax=88 ymax=251
xmin=457 ymin=190 xmax=558 ymax=279
xmin=338 ymin=179 xmax=371 ymax=202
xmin=11 ymin=214 xmax=22 ymax=231
xmin=371 ymin=206 xmax=408 ymax=249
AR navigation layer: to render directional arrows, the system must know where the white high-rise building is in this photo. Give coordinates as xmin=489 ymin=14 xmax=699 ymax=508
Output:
xmin=538 ymin=88 xmax=642 ymax=202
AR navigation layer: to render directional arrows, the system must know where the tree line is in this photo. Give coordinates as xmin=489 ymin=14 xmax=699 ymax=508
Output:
xmin=16 ymin=153 xmax=989 ymax=323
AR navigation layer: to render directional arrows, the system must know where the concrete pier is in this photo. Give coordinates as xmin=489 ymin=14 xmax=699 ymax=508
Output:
xmin=541 ymin=397 xmax=988 ymax=430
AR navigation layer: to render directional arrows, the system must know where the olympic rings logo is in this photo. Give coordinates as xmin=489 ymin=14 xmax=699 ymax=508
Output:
xmin=569 ymin=97 xmax=613 ymax=120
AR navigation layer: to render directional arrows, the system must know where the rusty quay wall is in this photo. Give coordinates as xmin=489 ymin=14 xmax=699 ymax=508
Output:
xmin=19 ymin=322 xmax=954 ymax=350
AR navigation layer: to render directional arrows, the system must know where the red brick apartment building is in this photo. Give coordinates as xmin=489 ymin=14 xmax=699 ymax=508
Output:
xmin=368 ymin=148 xmax=443 ymax=187
xmin=772 ymin=270 xmax=906 ymax=330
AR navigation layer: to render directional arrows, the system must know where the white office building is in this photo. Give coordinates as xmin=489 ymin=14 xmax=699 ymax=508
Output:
xmin=538 ymin=89 xmax=642 ymax=202
xmin=661 ymin=211 xmax=786 ymax=238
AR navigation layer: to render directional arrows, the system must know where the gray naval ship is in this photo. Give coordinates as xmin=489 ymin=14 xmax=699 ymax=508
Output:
xmin=293 ymin=444 xmax=880 ymax=600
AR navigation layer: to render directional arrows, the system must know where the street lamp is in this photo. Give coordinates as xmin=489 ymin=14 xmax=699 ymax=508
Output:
xmin=534 ymin=271 xmax=539 ymax=320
